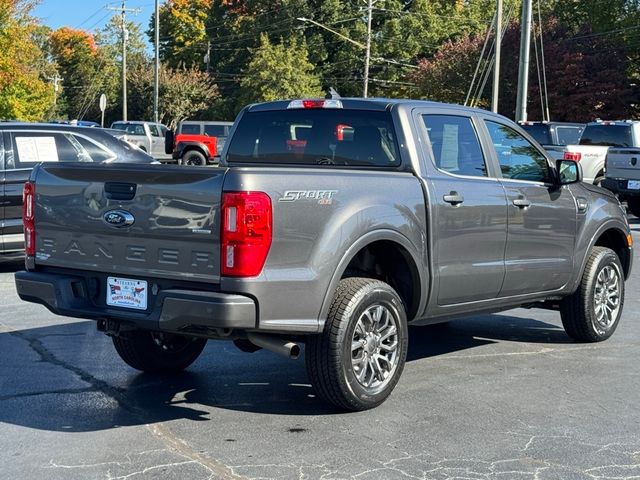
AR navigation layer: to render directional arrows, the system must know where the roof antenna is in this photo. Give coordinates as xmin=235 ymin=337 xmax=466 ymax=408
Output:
xmin=325 ymin=87 xmax=341 ymax=99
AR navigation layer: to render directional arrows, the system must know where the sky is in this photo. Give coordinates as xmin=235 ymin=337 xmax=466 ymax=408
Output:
xmin=33 ymin=0 xmax=156 ymax=40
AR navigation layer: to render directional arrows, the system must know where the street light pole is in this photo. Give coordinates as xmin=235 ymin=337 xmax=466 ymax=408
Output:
xmin=363 ymin=0 xmax=374 ymax=98
xmin=515 ymin=0 xmax=533 ymax=122
xmin=153 ymin=0 xmax=159 ymax=123
xmin=491 ymin=0 xmax=502 ymax=113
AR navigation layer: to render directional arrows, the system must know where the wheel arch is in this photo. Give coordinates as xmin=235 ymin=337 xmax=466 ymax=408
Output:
xmin=592 ymin=226 xmax=632 ymax=279
xmin=318 ymin=230 xmax=427 ymax=327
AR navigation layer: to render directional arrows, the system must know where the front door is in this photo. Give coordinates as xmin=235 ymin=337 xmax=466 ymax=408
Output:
xmin=416 ymin=111 xmax=508 ymax=306
xmin=481 ymin=119 xmax=577 ymax=296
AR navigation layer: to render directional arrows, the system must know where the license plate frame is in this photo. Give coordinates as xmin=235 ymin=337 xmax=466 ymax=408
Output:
xmin=106 ymin=276 xmax=148 ymax=310
xmin=628 ymin=180 xmax=640 ymax=190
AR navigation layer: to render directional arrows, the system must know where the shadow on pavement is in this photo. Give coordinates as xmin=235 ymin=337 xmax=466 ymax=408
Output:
xmin=0 ymin=256 xmax=23 ymax=273
xmin=0 ymin=311 xmax=571 ymax=429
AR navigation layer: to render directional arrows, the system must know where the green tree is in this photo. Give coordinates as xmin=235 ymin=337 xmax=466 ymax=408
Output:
xmin=239 ymin=33 xmax=322 ymax=105
xmin=0 ymin=0 xmax=53 ymax=120
xmin=151 ymin=0 xmax=212 ymax=68
xmin=128 ymin=63 xmax=219 ymax=127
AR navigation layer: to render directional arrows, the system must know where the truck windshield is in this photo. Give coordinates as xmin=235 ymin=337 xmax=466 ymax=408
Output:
xmin=226 ymin=109 xmax=401 ymax=167
xmin=522 ymin=124 xmax=552 ymax=145
xmin=580 ymin=125 xmax=633 ymax=147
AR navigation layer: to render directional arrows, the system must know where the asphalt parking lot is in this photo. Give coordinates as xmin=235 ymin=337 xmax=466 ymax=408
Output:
xmin=1 ymin=220 xmax=639 ymax=480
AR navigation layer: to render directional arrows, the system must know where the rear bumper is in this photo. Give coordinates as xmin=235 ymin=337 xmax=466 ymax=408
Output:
xmin=602 ymin=178 xmax=640 ymax=197
xmin=15 ymin=270 xmax=256 ymax=334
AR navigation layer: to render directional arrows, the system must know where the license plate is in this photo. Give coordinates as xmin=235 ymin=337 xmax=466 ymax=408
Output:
xmin=106 ymin=277 xmax=148 ymax=310
xmin=628 ymin=180 xmax=640 ymax=190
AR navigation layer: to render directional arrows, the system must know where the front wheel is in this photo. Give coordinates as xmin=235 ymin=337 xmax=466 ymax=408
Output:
xmin=306 ymin=278 xmax=408 ymax=411
xmin=112 ymin=330 xmax=207 ymax=373
xmin=560 ymin=247 xmax=625 ymax=342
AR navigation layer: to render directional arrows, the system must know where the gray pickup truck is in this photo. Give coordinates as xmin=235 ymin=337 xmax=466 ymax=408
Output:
xmin=15 ymin=98 xmax=633 ymax=411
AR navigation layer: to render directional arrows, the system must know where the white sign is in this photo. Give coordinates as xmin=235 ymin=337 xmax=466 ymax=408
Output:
xmin=628 ymin=180 xmax=640 ymax=190
xmin=15 ymin=136 xmax=59 ymax=163
xmin=99 ymin=93 xmax=107 ymax=112
xmin=440 ymin=124 xmax=459 ymax=170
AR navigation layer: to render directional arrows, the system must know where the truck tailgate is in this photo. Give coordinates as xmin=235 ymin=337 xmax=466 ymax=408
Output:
xmin=32 ymin=163 xmax=225 ymax=283
xmin=606 ymin=148 xmax=640 ymax=180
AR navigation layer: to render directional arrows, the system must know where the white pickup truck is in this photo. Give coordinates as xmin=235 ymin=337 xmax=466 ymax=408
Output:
xmin=545 ymin=120 xmax=640 ymax=186
xmin=111 ymin=121 xmax=173 ymax=162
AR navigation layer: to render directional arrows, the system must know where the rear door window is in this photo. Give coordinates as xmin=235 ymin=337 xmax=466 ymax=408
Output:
xmin=149 ymin=125 xmax=161 ymax=137
xmin=521 ymin=124 xmax=552 ymax=145
xmin=227 ymin=109 xmax=401 ymax=167
xmin=180 ymin=124 xmax=201 ymax=135
xmin=11 ymin=132 xmax=80 ymax=167
xmin=204 ymin=125 xmax=227 ymax=137
xmin=555 ymin=126 xmax=583 ymax=146
xmin=422 ymin=115 xmax=487 ymax=177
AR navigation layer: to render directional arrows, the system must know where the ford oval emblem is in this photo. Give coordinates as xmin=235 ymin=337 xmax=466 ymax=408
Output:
xmin=103 ymin=210 xmax=135 ymax=228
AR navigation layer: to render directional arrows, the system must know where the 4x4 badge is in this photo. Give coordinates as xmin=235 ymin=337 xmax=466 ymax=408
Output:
xmin=103 ymin=210 xmax=135 ymax=228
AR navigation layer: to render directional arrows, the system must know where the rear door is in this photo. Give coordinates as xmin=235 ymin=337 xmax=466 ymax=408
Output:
xmin=148 ymin=124 xmax=165 ymax=158
xmin=480 ymin=118 xmax=577 ymax=296
xmin=415 ymin=108 xmax=508 ymax=306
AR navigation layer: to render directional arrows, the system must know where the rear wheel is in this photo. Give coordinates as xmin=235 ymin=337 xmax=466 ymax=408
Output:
xmin=180 ymin=150 xmax=206 ymax=166
xmin=560 ymin=247 xmax=624 ymax=342
xmin=306 ymin=277 xmax=408 ymax=411
xmin=627 ymin=197 xmax=640 ymax=218
xmin=112 ymin=330 xmax=207 ymax=373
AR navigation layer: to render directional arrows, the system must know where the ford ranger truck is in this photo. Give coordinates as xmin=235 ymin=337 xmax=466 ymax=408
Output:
xmin=15 ymin=98 xmax=633 ymax=411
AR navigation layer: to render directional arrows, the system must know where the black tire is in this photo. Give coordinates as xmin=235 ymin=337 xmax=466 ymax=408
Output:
xmin=627 ymin=197 xmax=640 ymax=218
xmin=593 ymin=175 xmax=604 ymax=187
xmin=306 ymin=277 xmax=408 ymax=411
xmin=112 ymin=330 xmax=207 ymax=373
xmin=560 ymin=247 xmax=625 ymax=342
xmin=180 ymin=150 xmax=206 ymax=166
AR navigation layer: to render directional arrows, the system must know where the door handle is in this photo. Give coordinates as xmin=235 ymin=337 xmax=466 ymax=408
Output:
xmin=512 ymin=197 xmax=531 ymax=208
xmin=443 ymin=191 xmax=464 ymax=206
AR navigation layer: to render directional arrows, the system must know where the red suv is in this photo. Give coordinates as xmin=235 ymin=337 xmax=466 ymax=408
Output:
xmin=165 ymin=120 xmax=233 ymax=165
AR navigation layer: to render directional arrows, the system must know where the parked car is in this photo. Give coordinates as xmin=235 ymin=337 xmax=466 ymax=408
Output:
xmin=165 ymin=120 xmax=233 ymax=165
xmin=518 ymin=121 xmax=584 ymax=147
xmin=545 ymin=120 xmax=640 ymax=185
xmin=110 ymin=121 xmax=172 ymax=162
xmin=0 ymin=123 xmax=155 ymax=255
xmin=15 ymin=99 xmax=632 ymax=411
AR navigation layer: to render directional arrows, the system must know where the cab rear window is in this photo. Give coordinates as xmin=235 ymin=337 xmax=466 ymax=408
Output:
xmin=580 ymin=125 xmax=633 ymax=147
xmin=226 ymin=110 xmax=401 ymax=167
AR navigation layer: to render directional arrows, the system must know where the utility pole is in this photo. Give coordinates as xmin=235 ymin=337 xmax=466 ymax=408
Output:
xmin=153 ymin=0 xmax=159 ymax=123
xmin=491 ymin=0 xmax=502 ymax=113
xmin=515 ymin=0 xmax=533 ymax=122
xmin=49 ymin=74 xmax=63 ymax=108
xmin=204 ymin=40 xmax=211 ymax=73
xmin=107 ymin=1 xmax=140 ymax=121
xmin=363 ymin=0 xmax=374 ymax=98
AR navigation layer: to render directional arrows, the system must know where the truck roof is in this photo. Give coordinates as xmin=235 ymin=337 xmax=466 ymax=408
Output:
xmin=246 ymin=98 xmax=508 ymax=120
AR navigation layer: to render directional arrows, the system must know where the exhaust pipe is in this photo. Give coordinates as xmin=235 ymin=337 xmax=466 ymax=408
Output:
xmin=247 ymin=333 xmax=301 ymax=360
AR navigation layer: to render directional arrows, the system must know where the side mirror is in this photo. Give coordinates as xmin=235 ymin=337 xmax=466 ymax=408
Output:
xmin=556 ymin=159 xmax=583 ymax=185
xmin=164 ymin=129 xmax=174 ymax=155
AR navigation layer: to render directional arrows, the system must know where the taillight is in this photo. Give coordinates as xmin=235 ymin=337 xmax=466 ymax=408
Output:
xmin=23 ymin=182 xmax=36 ymax=256
xmin=221 ymin=191 xmax=272 ymax=277
xmin=564 ymin=151 xmax=582 ymax=162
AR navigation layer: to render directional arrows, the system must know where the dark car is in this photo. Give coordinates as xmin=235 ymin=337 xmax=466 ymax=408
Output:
xmin=0 ymin=123 xmax=154 ymax=255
